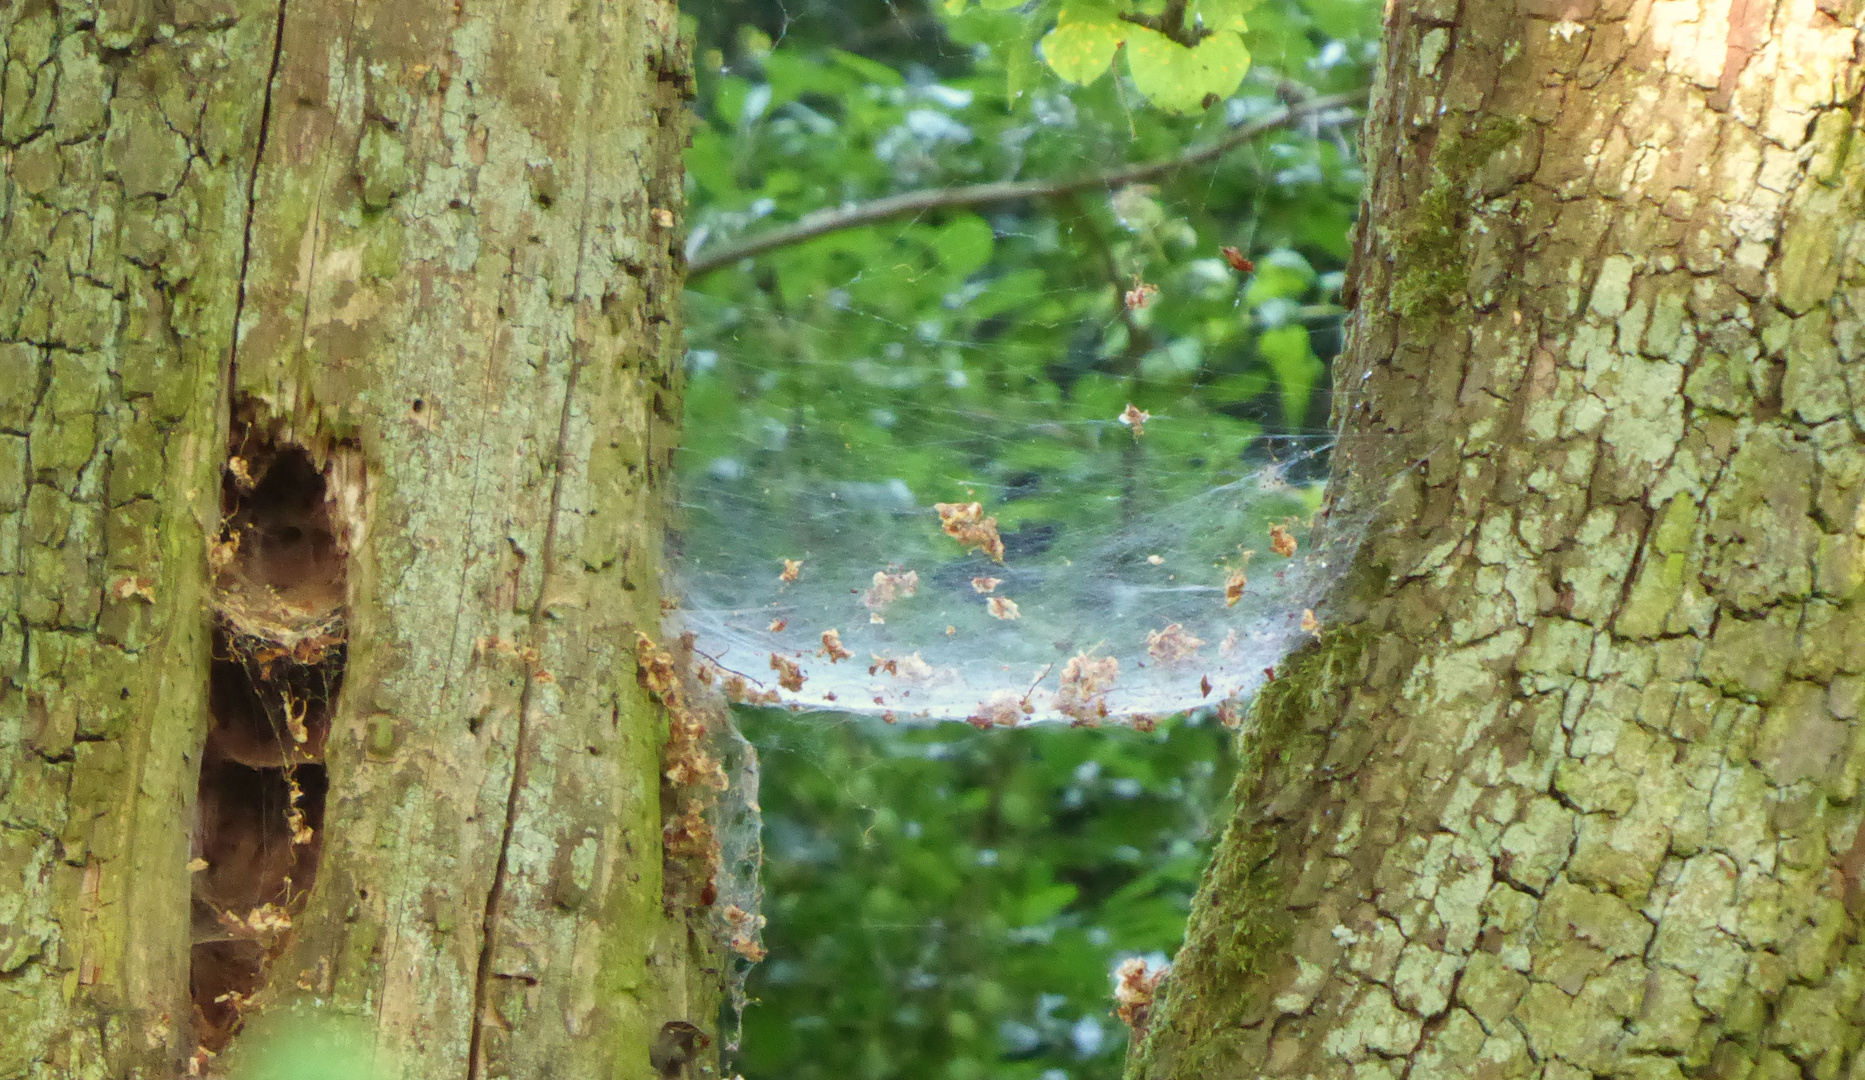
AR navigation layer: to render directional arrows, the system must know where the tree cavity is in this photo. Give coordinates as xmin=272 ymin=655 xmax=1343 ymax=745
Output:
xmin=190 ymin=403 xmax=359 ymax=1058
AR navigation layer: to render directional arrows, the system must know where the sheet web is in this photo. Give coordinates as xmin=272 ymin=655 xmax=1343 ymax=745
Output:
xmin=670 ymin=331 xmax=1353 ymax=729
xmin=671 ymin=8 xmax=1368 ymax=727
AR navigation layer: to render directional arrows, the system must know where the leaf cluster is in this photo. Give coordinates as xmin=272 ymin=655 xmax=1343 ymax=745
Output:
xmin=680 ymin=0 xmax=1376 ymax=578
xmin=734 ymin=712 xmax=1237 ymax=1080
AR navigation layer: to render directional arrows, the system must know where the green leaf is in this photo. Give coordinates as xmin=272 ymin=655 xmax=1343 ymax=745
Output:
xmin=684 ymin=126 xmax=735 ymax=197
xmin=1015 ymin=881 xmax=1079 ymax=924
xmin=1124 ymin=26 xmax=1250 ymax=113
xmin=1193 ymin=0 xmax=1255 ymax=33
xmin=1123 ymin=28 xmax=1200 ymax=113
xmin=1192 ymin=28 xmax=1251 ymax=96
xmin=1244 ymin=249 xmax=1316 ymax=304
xmin=932 ymin=215 xmax=996 ymax=280
xmin=1040 ymin=16 xmax=1124 ymax=85
xmin=1303 ymin=0 xmax=1378 ymax=38
xmin=1005 ymin=16 xmax=1041 ymax=102
xmin=1258 ymin=324 xmax=1323 ymax=427
xmin=831 ymin=49 xmax=906 ymax=87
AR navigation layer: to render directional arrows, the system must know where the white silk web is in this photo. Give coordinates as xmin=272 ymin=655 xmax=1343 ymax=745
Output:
xmin=670 ymin=51 xmax=1364 ymax=728
xmin=672 ymin=430 xmax=1353 ymax=727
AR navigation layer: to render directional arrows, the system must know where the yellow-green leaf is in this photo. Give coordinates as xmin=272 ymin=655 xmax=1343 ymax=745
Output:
xmin=1192 ymin=29 xmax=1251 ymax=100
xmin=1124 ymin=27 xmax=1203 ymax=112
xmin=1193 ymin=0 xmax=1255 ymax=33
xmin=1124 ymin=26 xmax=1250 ymax=113
xmin=1040 ymin=16 xmax=1124 ymax=84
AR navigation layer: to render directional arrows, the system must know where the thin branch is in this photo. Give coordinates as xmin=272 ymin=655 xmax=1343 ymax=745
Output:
xmin=686 ymin=90 xmax=1364 ymax=277
xmin=1119 ymin=0 xmax=1205 ymax=47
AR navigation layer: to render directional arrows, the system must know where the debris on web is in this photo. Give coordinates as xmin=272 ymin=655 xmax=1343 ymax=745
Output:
xmin=635 ymin=631 xmax=766 ymax=1043
xmin=674 ymin=443 xmax=1360 ymax=728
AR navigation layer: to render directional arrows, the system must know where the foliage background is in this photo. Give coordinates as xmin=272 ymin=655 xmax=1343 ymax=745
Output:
xmin=675 ymin=1 xmax=1378 ymax=1076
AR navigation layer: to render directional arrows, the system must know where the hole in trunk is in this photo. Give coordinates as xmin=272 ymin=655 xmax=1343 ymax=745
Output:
xmin=190 ymin=406 xmax=357 ymax=1057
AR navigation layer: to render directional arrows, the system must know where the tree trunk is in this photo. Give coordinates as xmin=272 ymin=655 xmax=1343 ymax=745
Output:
xmin=1136 ymin=3 xmax=1865 ymax=1078
xmin=1 ymin=1 xmax=704 ymax=1076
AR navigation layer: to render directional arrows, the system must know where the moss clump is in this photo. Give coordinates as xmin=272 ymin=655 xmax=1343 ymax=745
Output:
xmin=1221 ymin=625 xmax=1372 ymax=966
xmin=1389 ymin=115 xmax=1526 ymax=322
xmin=1129 ymin=626 xmax=1372 ymax=1079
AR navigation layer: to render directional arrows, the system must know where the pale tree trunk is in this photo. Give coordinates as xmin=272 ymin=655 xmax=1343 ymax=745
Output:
xmin=1 ymin=1 xmax=706 ymax=1077
xmin=1135 ymin=2 xmax=1865 ymax=1078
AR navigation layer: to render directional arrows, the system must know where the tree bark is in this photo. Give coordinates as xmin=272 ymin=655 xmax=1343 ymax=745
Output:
xmin=1 ymin=1 xmax=703 ymax=1076
xmin=1136 ymin=3 xmax=1865 ymax=1079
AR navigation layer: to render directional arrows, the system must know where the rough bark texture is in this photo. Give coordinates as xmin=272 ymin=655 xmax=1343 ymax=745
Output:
xmin=1 ymin=0 xmax=702 ymax=1076
xmin=1136 ymin=3 xmax=1865 ymax=1079
xmin=2 ymin=1 xmax=267 ymax=1072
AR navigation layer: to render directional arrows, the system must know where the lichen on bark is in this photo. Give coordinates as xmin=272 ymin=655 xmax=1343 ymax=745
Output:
xmin=3 ymin=0 xmax=707 ymax=1075
xmin=1134 ymin=3 xmax=1865 ymax=1079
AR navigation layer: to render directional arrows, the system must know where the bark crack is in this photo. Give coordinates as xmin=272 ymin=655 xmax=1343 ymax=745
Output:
xmin=224 ymin=0 xmax=289 ymax=391
xmin=465 ymin=148 xmax=603 ymax=1080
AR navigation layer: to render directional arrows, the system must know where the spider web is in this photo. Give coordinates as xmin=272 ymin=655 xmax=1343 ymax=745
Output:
xmin=669 ymin=301 xmax=1357 ymax=726
xmin=672 ymin=9 xmax=1365 ymax=726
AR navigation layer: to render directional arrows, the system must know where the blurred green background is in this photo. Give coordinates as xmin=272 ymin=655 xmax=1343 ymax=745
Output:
xmin=675 ymin=1 xmax=1377 ymax=1076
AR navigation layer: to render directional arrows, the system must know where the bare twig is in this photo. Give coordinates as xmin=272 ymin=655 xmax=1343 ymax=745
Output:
xmin=686 ymin=90 xmax=1364 ymax=277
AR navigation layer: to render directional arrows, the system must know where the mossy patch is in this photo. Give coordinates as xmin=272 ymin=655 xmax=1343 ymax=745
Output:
xmin=1130 ymin=625 xmax=1372 ymax=1079
xmin=1389 ymin=115 xmax=1526 ymax=323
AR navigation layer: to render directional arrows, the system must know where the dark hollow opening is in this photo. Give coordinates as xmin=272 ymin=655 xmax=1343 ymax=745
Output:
xmin=191 ymin=416 xmax=349 ymax=1055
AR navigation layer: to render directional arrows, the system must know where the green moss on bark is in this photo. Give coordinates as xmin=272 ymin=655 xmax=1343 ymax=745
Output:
xmin=1389 ymin=115 xmax=1525 ymax=323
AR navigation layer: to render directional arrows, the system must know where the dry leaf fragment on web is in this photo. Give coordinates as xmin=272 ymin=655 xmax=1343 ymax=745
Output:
xmin=1269 ymin=523 xmax=1298 ymax=557
xmin=934 ymin=502 xmax=1005 ymax=562
xmin=285 ymin=773 xmax=315 ymax=845
xmin=862 ymin=568 xmax=920 ymax=617
xmin=987 ymin=596 xmax=1021 ymax=620
xmin=1222 ymin=549 xmax=1254 ymax=606
xmin=1119 ymin=403 xmax=1150 ymax=436
xmin=1217 ymin=697 xmax=1245 ymax=729
xmin=871 ymin=651 xmax=937 ymax=683
xmin=1124 ymin=278 xmax=1158 ymax=310
xmin=967 ymin=693 xmax=1023 ymax=730
xmin=1301 ymin=609 xmax=1322 ymax=638
xmin=820 ymin=629 xmax=853 ymax=662
xmin=767 ymin=617 xmax=787 ymax=633
xmin=722 ymin=904 xmax=768 ymax=962
xmin=779 ymin=558 xmax=802 ymax=583
xmin=225 ymin=455 xmax=256 ymax=491
xmin=970 ymin=576 xmax=1002 ymax=594
xmin=1146 ymin=623 xmax=1204 ymax=667
xmin=1055 ymin=652 xmax=1118 ymax=724
xmin=1114 ymin=958 xmax=1168 ymax=1032
xmin=770 ymin=653 xmax=805 ymax=692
